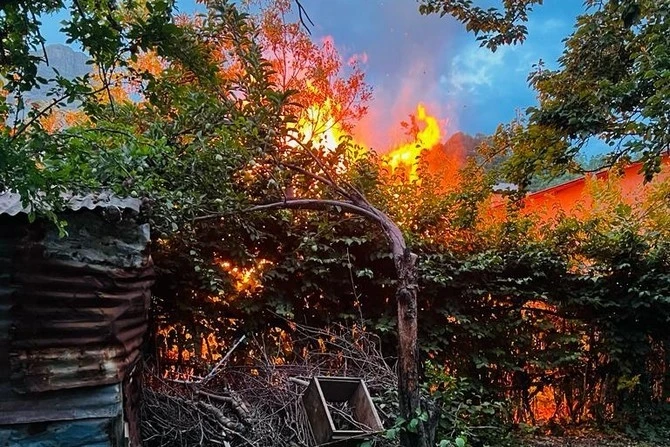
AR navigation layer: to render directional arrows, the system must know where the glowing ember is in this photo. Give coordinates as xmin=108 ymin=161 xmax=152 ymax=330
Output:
xmin=218 ymin=258 xmax=273 ymax=294
xmin=384 ymin=103 xmax=442 ymax=182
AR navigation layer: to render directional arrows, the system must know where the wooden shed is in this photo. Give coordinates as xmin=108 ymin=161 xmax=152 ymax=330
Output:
xmin=0 ymin=192 xmax=154 ymax=446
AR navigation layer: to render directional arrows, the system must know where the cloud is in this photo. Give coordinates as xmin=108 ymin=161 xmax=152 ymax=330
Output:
xmin=537 ymin=18 xmax=566 ymax=34
xmin=446 ymin=45 xmax=510 ymax=93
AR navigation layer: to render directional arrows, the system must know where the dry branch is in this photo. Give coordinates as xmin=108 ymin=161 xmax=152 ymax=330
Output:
xmin=142 ymin=322 xmax=399 ymax=446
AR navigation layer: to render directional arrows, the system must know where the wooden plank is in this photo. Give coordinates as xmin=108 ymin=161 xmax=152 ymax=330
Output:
xmin=302 ymin=378 xmax=334 ymax=444
xmin=349 ymin=380 xmax=383 ymax=431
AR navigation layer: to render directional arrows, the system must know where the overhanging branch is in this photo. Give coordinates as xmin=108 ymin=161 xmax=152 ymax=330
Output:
xmin=193 ymin=197 xmax=407 ymax=258
xmin=262 ymin=198 xmax=383 ymax=224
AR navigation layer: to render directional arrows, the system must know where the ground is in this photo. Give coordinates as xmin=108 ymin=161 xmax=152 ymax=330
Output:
xmin=522 ymin=434 xmax=665 ymax=447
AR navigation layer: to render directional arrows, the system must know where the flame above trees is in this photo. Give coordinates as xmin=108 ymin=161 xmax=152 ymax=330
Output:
xmin=384 ymin=103 xmax=443 ymax=182
xmin=256 ymin=0 xmax=371 ymax=135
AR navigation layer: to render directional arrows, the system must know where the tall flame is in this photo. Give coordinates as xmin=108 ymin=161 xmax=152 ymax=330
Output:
xmin=384 ymin=103 xmax=441 ymax=182
xmin=291 ymin=92 xmax=446 ymax=185
xmin=294 ymin=99 xmax=346 ymax=151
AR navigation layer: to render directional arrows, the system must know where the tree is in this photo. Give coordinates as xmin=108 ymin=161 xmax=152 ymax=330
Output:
xmin=0 ymin=0 xmax=197 ymax=219
xmin=190 ymin=6 xmax=429 ymax=442
xmin=254 ymin=0 xmax=371 ymax=134
xmin=239 ymin=166 xmax=432 ymax=447
xmin=418 ymin=0 xmax=544 ymax=51
xmin=503 ymin=0 xmax=670 ymax=185
xmin=421 ymin=0 xmax=670 ymax=185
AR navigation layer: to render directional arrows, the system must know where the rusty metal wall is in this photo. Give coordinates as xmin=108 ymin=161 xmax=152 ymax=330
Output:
xmin=0 ymin=197 xmax=153 ymax=446
xmin=7 ymin=211 xmax=154 ymax=393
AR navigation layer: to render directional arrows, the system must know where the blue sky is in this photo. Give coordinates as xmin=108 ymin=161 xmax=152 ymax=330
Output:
xmin=40 ymin=1 xmax=587 ymax=149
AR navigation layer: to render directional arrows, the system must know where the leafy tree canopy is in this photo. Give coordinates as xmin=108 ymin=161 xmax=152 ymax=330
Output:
xmin=503 ymin=0 xmax=670 ymax=186
xmin=423 ymin=0 xmax=670 ymax=186
xmin=0 ymin=0 xmax=289 ymax=231
xmin=418 ymin=0 xmax=544 ymax=51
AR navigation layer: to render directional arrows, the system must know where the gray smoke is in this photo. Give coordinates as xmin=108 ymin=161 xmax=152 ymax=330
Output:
xmin=303 ymin=0 xmax=461 ymax=151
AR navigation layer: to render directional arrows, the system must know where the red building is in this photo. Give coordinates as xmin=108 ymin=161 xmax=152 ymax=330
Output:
xmin=491 ymin=155 xmax=670 ymax=221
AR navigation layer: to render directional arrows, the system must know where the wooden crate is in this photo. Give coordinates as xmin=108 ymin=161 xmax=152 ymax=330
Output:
xmin=302 ymin=376 xmax=383 ymax=446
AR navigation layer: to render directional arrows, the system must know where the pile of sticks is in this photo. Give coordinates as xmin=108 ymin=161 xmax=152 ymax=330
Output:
xmin=141 ymin=323 xmax=399 ymax=446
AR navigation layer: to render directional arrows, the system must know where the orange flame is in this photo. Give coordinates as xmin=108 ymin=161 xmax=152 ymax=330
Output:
xmin=293 ymin=99 xmax=347 ymax=152
xmin=384 ymin=103 xmax=442 ymax=182
xmin=290 ymin=79 xmax=449 ymax=186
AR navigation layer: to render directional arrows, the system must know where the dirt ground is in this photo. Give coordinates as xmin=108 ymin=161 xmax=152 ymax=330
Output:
xmin=521 ymin=434 xmax=665 ymax=447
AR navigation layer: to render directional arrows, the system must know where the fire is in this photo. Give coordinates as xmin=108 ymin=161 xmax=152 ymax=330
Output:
xmin=218 ymin=258 xmax=273 ymax=294
xmin=293 ymin=99 xmax=445 ymax=184
xmin=289 ymin=94 xmax=370 ymax=181
xmin=294 ymin=99 xmax=347 ymax=151
xmin=287 ymin=77 xmax=450 ymax=187
xmin=384 ymin=103 xmax=442 ymax=182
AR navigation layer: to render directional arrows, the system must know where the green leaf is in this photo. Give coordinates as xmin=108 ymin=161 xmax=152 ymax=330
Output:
xmin=384 ymin=428 xmax=398 ymax=440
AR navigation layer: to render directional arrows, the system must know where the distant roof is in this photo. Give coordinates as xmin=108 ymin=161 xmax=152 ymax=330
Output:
xmin=0 ymin=191 xmax=141 ymax=216
xmin=492 ymin=182 xmax=519 ymax=192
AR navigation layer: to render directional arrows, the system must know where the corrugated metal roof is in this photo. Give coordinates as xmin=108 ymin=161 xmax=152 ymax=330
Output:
xmin=0 ymin=191 xmax=141 ymax=216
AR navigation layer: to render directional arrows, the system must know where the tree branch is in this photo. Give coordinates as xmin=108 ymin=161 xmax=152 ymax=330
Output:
xmin=252 ymin=198 xmax=383 ymax=225
xmin=280 ymin=161 xmax=350 ymax=197
xmin=294 ymin=0 xmax=314 ymax=35
xmin=286 ymin=135 xmax=347 ymax=194
xmin=192 ymin=197 xmax=407 ymax=257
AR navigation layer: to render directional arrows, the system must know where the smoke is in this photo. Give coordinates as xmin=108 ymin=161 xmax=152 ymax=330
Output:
xmin=303 ymin=0 xmax=461 ymax=152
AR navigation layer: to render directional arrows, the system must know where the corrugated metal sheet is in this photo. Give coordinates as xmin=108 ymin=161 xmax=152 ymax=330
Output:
xmin=0 ymin=191 xmax=141 ymax=216
xmin=9 ymin=261 xmax=153 ymax=392
xmin=0 ymin=198 xmax=152 ymax=446
xmin=0 ymin=383 xmax=122 ymax=424
xmin=4 ymin=212 xmax=153 ymax=393
xmin=0 ymin=192 xmax=26 ymax=216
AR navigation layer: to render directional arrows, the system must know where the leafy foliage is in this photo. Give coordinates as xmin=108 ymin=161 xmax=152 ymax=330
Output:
xmin=0 ymin=0 xmax=289 ymax=233
xmin=153 ymin=137 xmax=670 ymax=444
xmin=418 ymin=0 xmax=544 ymax=51
xmin=495 ymin=0 xmax=670 ymax=186
xmin=423 ymin=1 xmax=670 ymax=186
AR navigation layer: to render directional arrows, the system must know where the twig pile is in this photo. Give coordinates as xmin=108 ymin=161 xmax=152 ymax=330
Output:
xmin=141 ymin=322 xmax=399 ymax=446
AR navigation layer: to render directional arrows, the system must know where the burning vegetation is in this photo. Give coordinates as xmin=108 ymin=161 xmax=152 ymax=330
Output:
xmin=384 ymin=103 xmax=443 ymax=182
xmin=144 ymin=3 xmax=670 ymax=445
xmin=4 ymin=0 xmax=670 ymax=446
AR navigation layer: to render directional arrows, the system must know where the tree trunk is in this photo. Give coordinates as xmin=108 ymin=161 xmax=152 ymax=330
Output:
xmin=395 ymin=248 xmax=428 ymax=447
